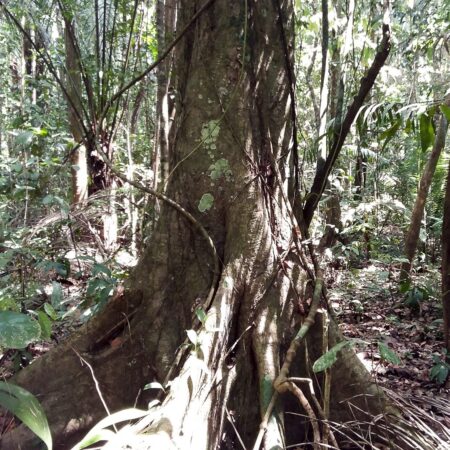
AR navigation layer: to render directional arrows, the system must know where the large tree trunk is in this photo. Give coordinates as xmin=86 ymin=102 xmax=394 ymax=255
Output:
xmin=443 ymin=149 xmax=450 ymax=352
xmin=1 ymin=2 xmax=388 ymax=449
xmin=401 ymin=96 xmax=450 ymax=281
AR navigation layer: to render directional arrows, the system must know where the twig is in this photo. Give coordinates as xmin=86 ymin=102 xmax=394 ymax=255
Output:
xmin=226 ymin=407 xmax=247 ymax=450
xmin=288 ymin=381 xmax=321 ymax=450
xmin=71 ymin=347 xmax=117 ymax=432
xmin=289 ymin=377 xmax=340 ymax=449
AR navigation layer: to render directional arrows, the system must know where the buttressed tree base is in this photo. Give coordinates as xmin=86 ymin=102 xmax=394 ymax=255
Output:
xmin=1 ymin=1 xmax=396 ymax=449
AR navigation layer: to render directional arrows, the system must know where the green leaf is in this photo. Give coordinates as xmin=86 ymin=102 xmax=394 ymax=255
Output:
xmin=379 ymin=119 xmax=400 ymax=141
xmin=313 ymin=341 xmax=350 ymax=373
xmin=44 ymin=303 xmax=58 ymax=320
xmin=398 ymin=280 xmax=411 ymax=293
xmin=92 ymin=263 xmax=112 ymax=278
xmin=0 ymin=311 xmax=41 ymax=349
xmin=51 ymin=282 xmax=63 ymax=307
xmin=72 ymin=429 xmax=116 ymax=450
xmin=15 ymin=131 xmax=34 ymax=148
xmin=419 ymin=113 xmax=435 ymax=152
xmin=32 ymin=127 xmax=48 ymax=137
xmin=37 ymin=311 xmax=52 ymax=340
xmin=430 ymin=362 xmax=449 ymax=384
xmin=0 ymin=382 xmax=52 ymax=450
xmin=71 ymin=408 xmax=149 ymax=450
xmin=378 ymin=342 xmax=401 ymax=365
xmin=440 ymin=104 xmax=450 ymax=122
xmin=195 ymin=307 xmax=207 ymax=324
xmin=198 ymin=193 xmax=214 ymax=212
xmin=42 ymin=195 xmax=53 ymax=205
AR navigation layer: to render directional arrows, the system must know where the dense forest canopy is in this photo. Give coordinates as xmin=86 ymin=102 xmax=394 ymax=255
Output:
xmin=0 ymin=0 xmax=449 ymax=449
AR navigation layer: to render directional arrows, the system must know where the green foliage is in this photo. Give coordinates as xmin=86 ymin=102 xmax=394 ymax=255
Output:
xmin=429 ymin=351 xmax=450 ymax=384
xmin=378 ymin=342 xmax=401 ymax=365
xmin=0 ymin=311 xmax=41 ymax=349
xmin=85 ymin=263 xmax=118 ymax=312
xmin=195 ymin=307 xmax=207 ymax=325
xmin=400 ymin=282 xmax=431 ymax=310
xmin=71 ymin=408 xmax=150 ymax=450
xmin=313 ymin=341 xmax=351 ymax=373
xmin=0 ymin=381 xmax=52 ymax=450
xmin=419 ymin=113 xmax=435 ymax=152
xmin=441 ymin=104 xmax=450 ymax=121
xmin=37 ymin=310 xmax=52 ymax=339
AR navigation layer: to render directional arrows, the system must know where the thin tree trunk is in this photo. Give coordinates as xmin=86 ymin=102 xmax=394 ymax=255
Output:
xmin=65 ymin=21 xmax=88 ymax=205
xmin=401 ymin=95 xmax=450 ymax=281
xmin=153 ymin=0 xmax=177 ymax=190
xmin=319 ymin=0 xmax=354 ymax=249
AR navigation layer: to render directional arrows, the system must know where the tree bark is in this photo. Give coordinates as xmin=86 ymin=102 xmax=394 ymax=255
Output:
xmin=1 ymin=2 xmax=389 ymax=449
xmin=318 ymin=0 xmax=354 ymax=249
xmin=442 ymin=139 xmax=450 ymax=352
xmin=65 ymin=21 xmax=88 ymax=205
xmin=401 ymin=96 xmax=450 ymax=281
xmin=153 ymin=0 xmax=177 ymax=190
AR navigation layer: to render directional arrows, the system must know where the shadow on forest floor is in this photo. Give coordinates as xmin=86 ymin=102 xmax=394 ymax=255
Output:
xmin=330 ymin=261 xmax=450 ymax=430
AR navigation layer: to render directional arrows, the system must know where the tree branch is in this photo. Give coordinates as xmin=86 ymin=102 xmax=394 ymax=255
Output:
xmin=302 ymin=8 xmax=391 ymax=228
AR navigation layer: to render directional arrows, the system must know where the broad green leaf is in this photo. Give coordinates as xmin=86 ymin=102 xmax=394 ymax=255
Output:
xmin=0 ymin=311 xmax=41 ymax=348
xmin=198 ymin=193 xmax=214 ymax=212
xmin=44 ymin=303 xmax=58 ymax=320
xmin=440 ymin=104 xmax=450 ymax=122
xmin=0 ymin=382 xmax=52 ymax=450
xmin=92 ymin=263 xmax=112 ymax=277
xmin=419 ymin=113 xmax=435 ymax=152
xmin=37 ymin=311 xmax=52 ymax=340
xmin=430 ymin=362 xmax=449 ymax=384
xmin=379 ymin=119 xmax=400 ymax=141
xmin=195 ymin=307 xmax=207 ymax=324
xmin=71 ymin=408 xmax=149 ymax=450
xmin=398 ymin=280 xmax=411 ymax=293
xmin=42 ymin=195 xmax=53 ymax=205
xmin=313 ymin=341 xmax=350 ymax=373
xmin=71 ymin=429 xmax=116 ymax=449
xmin=51 ymin=282 xmax=63 ymax=307
xmin=378 ymin=342 xmax=401 ymax=365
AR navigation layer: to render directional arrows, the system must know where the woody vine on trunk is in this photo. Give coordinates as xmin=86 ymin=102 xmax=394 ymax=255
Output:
xmin=1 ymin=1 xmax=395 ymax=449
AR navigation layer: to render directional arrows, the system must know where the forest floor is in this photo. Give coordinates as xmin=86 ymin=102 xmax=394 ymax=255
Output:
xmin=1 ymin=259 xmax=450 ymax=442
xmin=330 ymin=260 xmax=450 ymax=429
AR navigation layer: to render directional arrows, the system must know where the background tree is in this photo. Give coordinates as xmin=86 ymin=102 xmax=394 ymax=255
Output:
xmin=401 ymin=95 xmax=450 ymax=281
